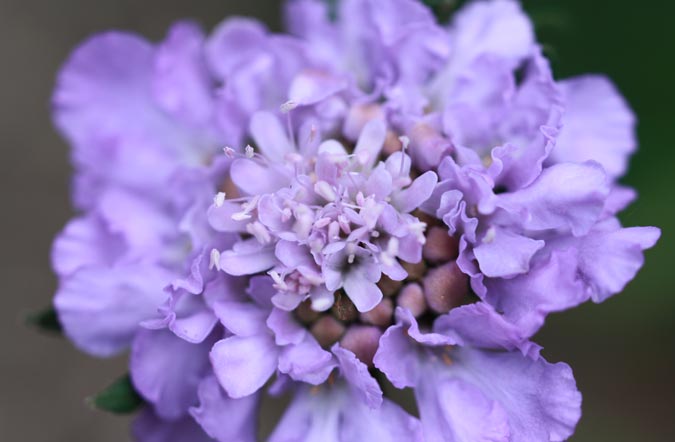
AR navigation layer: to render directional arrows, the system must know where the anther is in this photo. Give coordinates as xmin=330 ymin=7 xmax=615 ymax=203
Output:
xmin=213 ymin=192 xmax=226 ymax=208
xmin=209 ymin=249 xmax=221 ymax=271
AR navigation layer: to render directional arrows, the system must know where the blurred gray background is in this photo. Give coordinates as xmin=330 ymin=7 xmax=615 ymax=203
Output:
xmin=0 ymin=0 xmax=672 ymax=441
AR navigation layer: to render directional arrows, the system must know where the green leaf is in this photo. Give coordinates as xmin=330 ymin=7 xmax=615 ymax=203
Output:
xmin=88 ymin=374 xmax=144 ymax=415
xmin=26 ymin=307 xmax=63 ymax=334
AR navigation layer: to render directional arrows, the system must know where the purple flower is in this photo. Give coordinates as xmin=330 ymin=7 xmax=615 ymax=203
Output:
xmin=49 ymin=1 xmax=659 ymax=441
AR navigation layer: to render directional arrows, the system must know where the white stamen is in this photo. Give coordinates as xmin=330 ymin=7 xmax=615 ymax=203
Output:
xmin=245 ymin=144 xmax=255 ymax=158
xmin=399 ymin=135 xmax=410 ymax=151
xmin=308 ymin=125 xmax=318 ymax=144
xmin=314 ymin=180 xmax=337 ymax=202
xmin=398 ymin=136 xmax=410 ymax=175
xmin=231 ymin=211 xmax=252 ymax=221
xmin=231 ymin=196 xmax=259 ymax=221
xmin=209 ymin=249 xmax=221 ymax=271
xmin=280 ymin=100 xmax=298 ymax=113
xmin=247 ymin=221 xmax=271 ymax=244
xmin=387 ymin=237 xmax=400 ymax=256
xmin=347 ymin=253 xmax=355 ymax=264
xmin=285 ymin=152 xmax=304 ymax=164
xmin=223 ymin=146 xmax=235 ymax=157
xmin=213 ymin=192 xmax=226 ymax=208
xmin=409 ymin=221 xmax=427 ymax=244
xmin=281 ymin=207 xmax=293 ymax=222
xmin=483 ymin=227 xmax=497 ymax=244
xmin=268 ymin=271 xmax=288 ymax=291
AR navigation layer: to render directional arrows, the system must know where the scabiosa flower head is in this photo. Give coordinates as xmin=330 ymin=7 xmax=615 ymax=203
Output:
xmin=48 ymin=0 xmax=659 ymax=441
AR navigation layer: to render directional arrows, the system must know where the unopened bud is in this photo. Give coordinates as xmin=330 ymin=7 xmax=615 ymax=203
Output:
xmin=377 ymin=275 xmax=403 ymax=297
xmin=343 ymin=103 xmax=384 ymax=141
xmin=383 ymin=130 xmax=403 ymax=156
xmin=296 ymin=300 xmax=320 ymax=324
xmin=332 ymin=292 xmax=358 ymax=322
xmin=401 ymin=260 xmax=427 ymax=281
xmin=423 ymin=226 xmax=459 ymax=263
xmin=340 ymin=325 xmax=383 ymax=366
xmin=360 ymin=298 xmax=394 ymax=327
xmin=397 ymin=283 xmax=427 ymax=317
xmin=311 ymin=316 xmax=345 ymax=349
xmin=423 ymin=261 xmax=468 ymax=314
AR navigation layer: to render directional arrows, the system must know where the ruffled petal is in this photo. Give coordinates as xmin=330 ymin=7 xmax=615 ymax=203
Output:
xmin=210 ymin=334 xmax=279 ymax=398
xmin=333 ymin=344 xmax=382 ymax=409
xmin=495 ymin=162 xmax=609 ymax=236
xmin=153 ymin=21 xmax=214 ymax=126
xmin=484 ymin=248 xmax=587 ymax=337
xmin=445 ymin=348 xmax=582 ymax=442
xmin=190 ymin=375 xmax=259 ymax=442
xmin=53 ymin=32 xmax=210 ymax=205
xmin=575 ymin=219 xmax=661 ymax=302
xmin=415 ymin=374 xmax=510 ymax=442
xmin=552 ymin=75 xmax=635 ymax=178
xmin=51 ymin=215 xmax=123 ymax=276
xmin=278 ymin=334 xmax=336 ymax=385
xmin=218 ymin=239 xmax=276 ymax=276
xmin=374 ymin=322 xmax=420 ymax=388
xmin=473 ymin=228 xmax=544 ymax=278
xmin=212 ymin=301 xmax=268 ymax=337
xmin=131 ymin=329 xmax=216 ymax=420
xmin=54 ymin=263 xmax=172 ymax=357
xmin=434 ymin=303 xmax=535 ymax=356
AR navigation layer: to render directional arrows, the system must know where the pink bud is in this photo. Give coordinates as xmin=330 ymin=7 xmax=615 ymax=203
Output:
xmin=340 ymin=325 xmax=383 ymax=366
xmin=310 ymin=316 xmax=345 ymax=349
xmin=377 ymin=275 xmax=403 ymax=297
xmin=401 ymin=260 xmax=427 ymax=281
xmin=423 ymin=261 xmax=468 ymax=314
xmin=343 ymin=103 xmax=384 ymax=141
xmin=409 ymin=122 xmax=451 ymax=171
xmin=422 ymin=226 xmax=459 ymax=263
xmin=360 ymin=298 xmax=394 ymax=327
xmin=397 ymin=283 xmax=427 ymax=317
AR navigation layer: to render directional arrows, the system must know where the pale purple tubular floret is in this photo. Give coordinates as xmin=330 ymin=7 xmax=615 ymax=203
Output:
xmin=48 ymin=0 xmax=661 ymax=440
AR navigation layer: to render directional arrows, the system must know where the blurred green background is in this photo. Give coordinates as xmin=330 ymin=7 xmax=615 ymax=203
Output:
xmin=0 ymin=0 xmax=671 ymax=441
